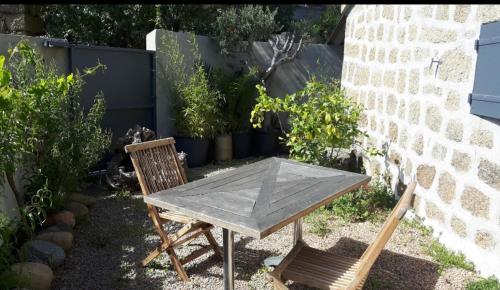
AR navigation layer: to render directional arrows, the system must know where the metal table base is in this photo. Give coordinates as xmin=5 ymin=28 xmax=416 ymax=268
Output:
xmin=223 ymin=228 xmax=234 ymax=290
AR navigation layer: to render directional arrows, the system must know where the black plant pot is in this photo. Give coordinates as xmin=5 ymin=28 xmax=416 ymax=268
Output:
xmin=277 ymin=136 xmax=289 ymax=155
xmin=174 ymin=136 xmax=211 ymax=168
xmin=232 ymin=130 xmax=253 ymax=159
xmin=252 ymin=129 xmax=280 ymax=157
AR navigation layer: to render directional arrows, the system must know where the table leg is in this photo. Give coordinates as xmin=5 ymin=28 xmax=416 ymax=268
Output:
xmin=223 ymin=228 xmax=234 ymax=290
xmin=293 ymin=217 xmax=303 ymax=245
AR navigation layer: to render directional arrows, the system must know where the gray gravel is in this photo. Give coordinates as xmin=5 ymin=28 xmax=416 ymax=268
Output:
xmin=52 ymin=158 xmax=479 ymax=290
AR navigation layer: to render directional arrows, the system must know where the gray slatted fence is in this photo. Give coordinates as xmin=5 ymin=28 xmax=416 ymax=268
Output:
xmin=46 ymin=41 xmax=156 ymax=146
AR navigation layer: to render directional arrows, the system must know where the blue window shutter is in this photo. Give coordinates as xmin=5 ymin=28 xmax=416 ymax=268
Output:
xmin=470 ymin=21 xmax=500 ymax=119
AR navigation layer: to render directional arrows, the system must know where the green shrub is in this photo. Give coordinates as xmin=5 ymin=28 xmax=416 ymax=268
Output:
xmin=41 ymin=5 xmax=157 ymax=48
xmin=0 ymin=40 xmax=111 ymax=229
xmin=213 ymin=5 xmax=281 ymax=54
xmin=251 ymin=78 xmax=364 ymax=167
xmin=156 ymin=5 xmax=221 ymax=37
xmin=328 ymin=180 xmax=396 ymax=222
xmin=467 ymin=277 xmax=500 ymax=290
xmin=304 ymin=206 xmax=333 ymax=236
xmin=0 ymin=214 xmax=32 ymax=289
xmin=211 ymin=67 xmax=260 ymax=133
xmin=41 ymin=5 xmax=225 ymax=48
xmin=291 ymin=5 xmax=342 ymax=43
xmin=0 ymin=214 xmax=18 ymax=288
xmin=424 ymin=240 xmax=475 ymax=274
xmin=161 ymin=32 xmax=222 ymax=139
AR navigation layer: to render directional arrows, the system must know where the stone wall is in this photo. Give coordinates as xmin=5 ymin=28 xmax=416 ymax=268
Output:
xmin=342 ymin=5 xmax=500 ymax=278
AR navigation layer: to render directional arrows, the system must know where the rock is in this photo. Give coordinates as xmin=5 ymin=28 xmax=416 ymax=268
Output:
xmin=35 ymin=231 xmax=73 ymax=251
xmin=45 ymin=211 xmax=75 ymax=228
xmin=68 ymin=193 xmax=97 ymax=206
xmin=10 ymin=262 xmax=54 ymax=290
xmin=416 ymin=164 xmax=436 ymax=189
xmin=263 ymin=256 xmax=284 ymax=268
xmin=40 ymin=223 xmax=73 ymax=234
xmin=54 ymin=222 xmax=73 ymax=232
xmin=65 ymin=201 xmax=89 ymax=218
xmin=21 ymin=240 xmax=65 ymax=268
xmin=478 ymin=159 xmax=500 ymax=190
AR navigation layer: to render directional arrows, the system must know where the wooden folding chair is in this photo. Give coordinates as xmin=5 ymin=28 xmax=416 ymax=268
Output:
xmin=267 ymin=181 xmax=417 ymax=290
xmin=125 ymin=137 xmax=223 ymax=282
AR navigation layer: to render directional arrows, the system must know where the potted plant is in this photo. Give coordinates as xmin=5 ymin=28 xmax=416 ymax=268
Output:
xmin=162 ymin=32 xmax=221 ymax=167
xmin=211 ymin=68 xmax=234 ymax=162
xmin=250 ymin=79 xmax=365 ymax=166
xmin=211 ymin=67 xmax=260 ymax=160
xmin=231 ymin=68 xmax=261 ymax=159
xmin=252 ymin=113 xmax=282 ymax=157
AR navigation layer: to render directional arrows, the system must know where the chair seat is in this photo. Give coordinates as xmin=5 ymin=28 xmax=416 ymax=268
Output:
xmin=158 ymin=210 xmax=197 ymax=224
xmin=281 ymin=245 xmax=364 ymax=290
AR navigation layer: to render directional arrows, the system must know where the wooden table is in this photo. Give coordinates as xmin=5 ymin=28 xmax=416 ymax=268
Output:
xmin=144 ymin=157 xmax=371 ymax=290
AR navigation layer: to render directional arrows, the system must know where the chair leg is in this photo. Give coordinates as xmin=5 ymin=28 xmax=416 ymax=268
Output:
xmin=139 ymin=243 xmax=166 ymax=267
xmin=167 ymin=248 xmax=190 ymax=282
xmin=204 ymin=230 xmax=223 ymax=259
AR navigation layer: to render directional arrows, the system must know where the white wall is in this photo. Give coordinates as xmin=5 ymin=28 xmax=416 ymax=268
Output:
xmin=342 ymin=5 xmax=500 ymax=278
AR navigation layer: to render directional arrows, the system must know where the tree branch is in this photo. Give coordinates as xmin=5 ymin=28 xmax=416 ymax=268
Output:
xmin=263 ymin=32 xmax=304 ymax=82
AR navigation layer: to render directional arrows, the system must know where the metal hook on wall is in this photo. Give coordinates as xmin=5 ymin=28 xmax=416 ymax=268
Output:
xmin=429 ymin=58 xmax=442 ymax=78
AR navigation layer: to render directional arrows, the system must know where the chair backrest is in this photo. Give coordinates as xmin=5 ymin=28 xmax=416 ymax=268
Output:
xmin=125 ymin=137 xmax=187 ymax=196
xmin=346 ymin=181 xmax=417 ymax=290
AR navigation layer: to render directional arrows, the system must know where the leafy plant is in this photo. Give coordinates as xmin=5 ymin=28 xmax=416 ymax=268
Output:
xmin=328 ymin=180 xmax=396 ymax=222
xmin=155 ymin=5 xmax=221 ymax=36
xmin=304 ymin=206 xmax=333 ymax=236
xmin=0 ymin=214 xmax=20 ymax=289
xmin=291 ymin=5 xmax=342 ymax=43
xmin=18 ymin=181 xmax=55 ymax=232
xmin=213 ymin=5 xmax=282 ymax=54
xmin=251 ymin=78 xmax=365 ymax=167
xmin=211 ymin=67 xmax=260 ymax=133
xmin=467 ymin=276 xmax=500 ymax=290
xmin=424 ymin=240 xmax=474 ymax=274
xmin=41 ymin=5 xmax=226 ymax=48
xmin=401 ymin=218 xmax=433 ymax=237
xmin=115 ymin=188 xmax=132 ymax=199
xmin=0 ymin=40 xmax=110 ymax=230
xmin=161 ymin=32 xmax=222 ymax=138
xmin=41 ymin=5 xmax=298 ymax=49
xmin=41 ymin=5 xmax=158 ymax=48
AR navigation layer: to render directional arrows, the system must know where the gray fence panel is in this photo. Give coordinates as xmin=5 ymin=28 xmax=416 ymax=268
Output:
xmin=69 ymin=46 xmax=156 ymax=145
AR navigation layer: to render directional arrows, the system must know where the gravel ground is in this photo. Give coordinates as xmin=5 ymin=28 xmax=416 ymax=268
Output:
xmin=52 ymin=158 xmax=480 ymax=290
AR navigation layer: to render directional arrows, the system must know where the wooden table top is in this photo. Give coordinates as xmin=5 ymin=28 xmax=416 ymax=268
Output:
xmin=144 ymin=157 xmax=371 ymax=239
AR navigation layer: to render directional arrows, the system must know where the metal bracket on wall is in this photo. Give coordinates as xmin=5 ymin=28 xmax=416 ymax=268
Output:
xmin=429 ymin=58 xmax=442 ymax=78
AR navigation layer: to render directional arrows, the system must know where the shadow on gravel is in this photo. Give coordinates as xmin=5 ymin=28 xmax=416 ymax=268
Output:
xmin=325 ymin=238 xmax=441 ymax=290
xmin=181 ymin=235 xmax=277 ymax=282
xmin=52 ymin=184 xmax=166 ymax=290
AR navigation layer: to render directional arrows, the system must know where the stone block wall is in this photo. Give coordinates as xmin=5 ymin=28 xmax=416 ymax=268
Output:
xmin=341 ymin=5 xmax=500 ymax=278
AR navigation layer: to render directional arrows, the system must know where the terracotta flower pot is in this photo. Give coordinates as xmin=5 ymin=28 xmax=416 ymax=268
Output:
xmin=215 ymin=133 xmax=232 ymax=162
